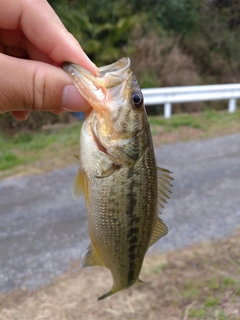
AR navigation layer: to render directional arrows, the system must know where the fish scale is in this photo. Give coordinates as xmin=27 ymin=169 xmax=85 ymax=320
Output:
xmin=63 ymin=57 xmax=172 ymax=300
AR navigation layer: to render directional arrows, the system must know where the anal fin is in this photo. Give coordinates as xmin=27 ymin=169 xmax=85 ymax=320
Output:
xmin=82 ymin=244 xmax=105 ymax=268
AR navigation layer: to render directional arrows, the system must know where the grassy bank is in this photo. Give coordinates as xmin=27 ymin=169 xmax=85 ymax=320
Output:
xmin=0 ymin=122 xmax=82 ymax=180
xmin=149 ymin=109 xmax=240 ymax=146
xmin=0 ymin=229 xmax=239 ymax=320
xmin=0 ymin=109 xmax=240 ymax=180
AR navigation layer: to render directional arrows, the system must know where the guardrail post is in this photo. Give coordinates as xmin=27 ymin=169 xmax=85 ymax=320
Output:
xmin=228 ymin=98 xmax=236 ymax=113
xmin=164 ymin=102 xmax=172 ymax=118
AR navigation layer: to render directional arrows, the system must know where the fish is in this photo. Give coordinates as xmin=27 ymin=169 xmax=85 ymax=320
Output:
xmin=63 ymin=57 xmax=172 ymax=300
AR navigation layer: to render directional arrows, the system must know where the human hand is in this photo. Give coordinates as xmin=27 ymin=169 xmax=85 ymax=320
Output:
xmin=0 ymin=0 xmax=97 ymax=120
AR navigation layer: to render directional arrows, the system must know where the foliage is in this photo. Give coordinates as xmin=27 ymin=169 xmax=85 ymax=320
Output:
xmin=180 ymin=0 xmax=240 ymax=84
xmin=131 ymin=0 xmax=201 ymax=36
xmin=49 ymin=0 xmax=143 ymax=65
xmin=2 ymin=0 xmax=240 ymax=130
xmin=48 ymin=0 xmax=240 ymax=85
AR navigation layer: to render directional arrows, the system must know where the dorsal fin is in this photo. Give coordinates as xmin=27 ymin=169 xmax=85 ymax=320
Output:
xmin=147 ymin=167 xmax=173 ymax=248
xmin=157 ymin=167 xmax=173 ymax=213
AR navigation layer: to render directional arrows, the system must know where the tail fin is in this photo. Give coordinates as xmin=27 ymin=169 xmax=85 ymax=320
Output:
xmin=98 ymin=279 xmax=144 ymax=300
xmin=98 ymin=290 xmax=115 ymax=301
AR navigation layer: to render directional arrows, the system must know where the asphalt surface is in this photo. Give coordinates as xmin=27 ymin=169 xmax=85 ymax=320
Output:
xmin=0 ymin=133 xmax=240 ymax=293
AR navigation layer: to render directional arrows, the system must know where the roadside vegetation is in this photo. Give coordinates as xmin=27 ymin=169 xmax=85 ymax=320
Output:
xmin=0 ymin=108 xmax=240 ymax=180
xmin=0 ymin=120 xmax=81 ymax=179
xmin=49 ymin=0 xmax=240 ymax=87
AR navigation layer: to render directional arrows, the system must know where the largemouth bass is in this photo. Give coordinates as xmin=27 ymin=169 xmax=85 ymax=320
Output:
xmin=63 ymin=58 xmax=172 ymax=300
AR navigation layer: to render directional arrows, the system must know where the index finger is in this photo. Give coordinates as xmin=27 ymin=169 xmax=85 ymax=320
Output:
xmin=0 ymin=0 xmax=97 ymax=74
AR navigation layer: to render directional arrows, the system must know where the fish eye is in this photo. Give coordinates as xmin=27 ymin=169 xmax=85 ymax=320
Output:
xmin=131 ymin=91 xmax=143 ymax=108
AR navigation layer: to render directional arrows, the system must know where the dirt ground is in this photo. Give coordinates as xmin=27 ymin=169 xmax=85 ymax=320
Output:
xmin=0 ymin=229 xmax=239 ymax=320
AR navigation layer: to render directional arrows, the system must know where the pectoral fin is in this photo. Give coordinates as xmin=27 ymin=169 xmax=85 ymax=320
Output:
xmin=96 ymin=163 xmax=121 ymax=178
xmin=149 ymin=217 xmax=168 ymax=247
xmin=95 ymin=164 xmax=115 ymax=178
xmin=82 ymin=244 xmax=105 ymax=268
xmin=72 ymin=168 xmax=85 ymax=198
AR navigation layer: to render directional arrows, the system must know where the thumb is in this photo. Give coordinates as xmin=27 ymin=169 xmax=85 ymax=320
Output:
xmin=0 ymin=54 xmax=90 ymax=115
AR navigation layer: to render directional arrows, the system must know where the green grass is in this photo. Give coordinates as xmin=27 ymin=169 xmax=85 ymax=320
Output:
xmin=181 ymin=277 xmax=239 ymax=319
xmin=189 ymin=308 xmax=206 ymax=318
xmin=0 ymin=122 xmax=82 ymax=174
xmin=149 ymin=113 xmax=204 ymax=129
xmin=182 ymin=280 xmax=201 ymax=299
xmin=204 ymin=297 xmax=220 ymax=307
xmin=222 ymin=276 xmax=236 ymax=287
xmin=208 ymin=277 xmax=220 ymax=290
xmin=181 ymin=276 xmax=240 ymax=320
xmin=176 ymin=271 xmax=240 ymax=319
xmin=215 ymin=310 xmax=227 ymax=320
xmin=148 ymin=108 xmax=240 ymax=133
xmin=0 ymin=153 xmax=26 ymax=171
xmin=0 ymin=109 xmax=240 ymax=178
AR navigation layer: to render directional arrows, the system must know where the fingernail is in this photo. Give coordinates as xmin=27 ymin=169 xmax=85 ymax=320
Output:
xmin=62 ymin=84 xmax=90 ymax=111
xmin=12 ymin=110 xmax=31 ymax=120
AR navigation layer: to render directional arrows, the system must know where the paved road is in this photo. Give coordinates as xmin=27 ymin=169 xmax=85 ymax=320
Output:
xmin=0 ymin=133 xmax=240 ymax=293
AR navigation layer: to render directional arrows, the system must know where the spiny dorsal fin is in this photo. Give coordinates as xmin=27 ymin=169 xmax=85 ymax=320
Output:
xmin=157 ymin=167 xmax=173 ymax=213
xmin=149 ymin=217 xmax=168 ymax=247
xmin=72 ymin=168 xmax=84 ymax=199
xmin=82 ymin=244 xmax=105 ymax=268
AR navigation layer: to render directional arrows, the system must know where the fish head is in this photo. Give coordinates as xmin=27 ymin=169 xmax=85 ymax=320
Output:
xmin=63 ymin=58 xmax=149 ymax=164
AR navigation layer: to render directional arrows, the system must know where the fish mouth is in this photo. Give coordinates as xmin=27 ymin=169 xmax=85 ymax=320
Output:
xmin=63 ymin=58 xmax=132 ymax=113
xmin=98 ymin=57 xmax=131 ymax=87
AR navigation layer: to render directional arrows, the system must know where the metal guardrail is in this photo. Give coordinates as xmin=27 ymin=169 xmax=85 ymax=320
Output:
xmin=142 ymin=84 xmax=240 ymax=118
